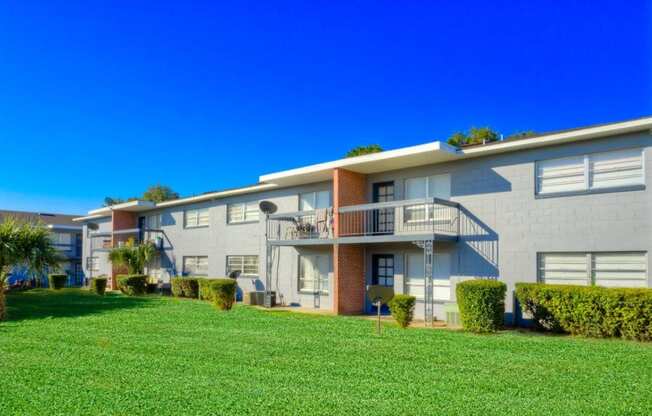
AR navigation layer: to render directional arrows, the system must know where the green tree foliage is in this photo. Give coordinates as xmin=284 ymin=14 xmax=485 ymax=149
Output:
xmin=345 ymin=144 xmax=383 ymax=158
xmin=447 ymin=127 xmax=500 ymax=147
xmin=103 ymin=184 xmax=179 ymax=206
xmin=108 ymin=238 xmax=157 ymax=275
xmin=505 ymin=130 xmax=537 ymax=140
xmin=0 ymin=218 xmax=62 ymax=320
xmin=142 ymin=184 xmax=180 ymax=203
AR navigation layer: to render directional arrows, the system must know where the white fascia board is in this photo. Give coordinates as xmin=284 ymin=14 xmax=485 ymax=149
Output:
xmin=459 ymin=117 xmax=652 ymax=157
xmin=87 ymin=200 xmax=156 ymax=216
xmin=47 ymin=224 xmax=83 ymax=231
xmin=259 ymin=141 xmax=460 ymax=186
xmin=72 ymin=214 xmax=110 ymax=222
xmin=154 ymin=184 xmax=278 ymax=208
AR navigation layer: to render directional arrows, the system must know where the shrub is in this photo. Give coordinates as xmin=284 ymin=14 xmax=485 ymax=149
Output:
xmin=171 ymin=277 xmax=200 ymax=298
xmin=210 ymin=279 xmax=237 ymax=310
xmin=117 ymin=274 xmax=148 ymax=296
xmin=48 ymin=274 xmax=67 ymax=290
xmin=90 ymin=277 xmax=108 ymax=296
xmin=198 ymin=278 xmax=214 ymax=301
xmin=456 ymin=279 xmax=506 ymax=333
xmin=171 ymin=277 xmax=183 ymax=297
xmin=388 ymin=294 xmax=416 ymax=328
xmin=516 ymin=283 xmax=652 ymax=341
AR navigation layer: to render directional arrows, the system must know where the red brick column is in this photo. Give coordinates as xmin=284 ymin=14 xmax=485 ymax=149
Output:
xmin=110 ymin=210 xmax=137 ymax=290
xmin=333 ymin=168 xmax=367 ymax=314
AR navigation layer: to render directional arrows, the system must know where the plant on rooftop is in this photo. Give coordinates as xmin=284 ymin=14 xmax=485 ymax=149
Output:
xmin=446 ymin=127 xmax=500 ymax=147
xmin=0 ymin=217 xmax=62 ymax=320
xmin=345 ymin=144 xmax=383 ymax=158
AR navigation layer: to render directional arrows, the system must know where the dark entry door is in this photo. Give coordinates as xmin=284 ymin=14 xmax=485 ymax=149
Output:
xmin=372 ymin=254 xmax=395 ymax=287
xmin=372 ymin=181 xmax=394 ymax=234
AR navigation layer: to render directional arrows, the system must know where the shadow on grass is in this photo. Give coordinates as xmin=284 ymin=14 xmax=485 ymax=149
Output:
xmin=4 ymin=289 xmax=154 ymax=322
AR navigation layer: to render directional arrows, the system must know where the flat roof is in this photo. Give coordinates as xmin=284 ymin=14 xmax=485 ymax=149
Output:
xmin=259 ymin=116 xmax=652 ymax=186
xmin=77 ymin=115 xmax=652 ymax=220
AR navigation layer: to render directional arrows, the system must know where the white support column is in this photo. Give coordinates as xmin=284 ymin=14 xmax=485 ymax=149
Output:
xmin=413 ymin=239 xmax=434 ymax=326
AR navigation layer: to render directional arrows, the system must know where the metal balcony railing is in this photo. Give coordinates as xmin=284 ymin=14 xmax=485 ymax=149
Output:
xmin=266 ymin=209 xmax=334 ymax=242
xmin=338 ymin=198 xmax=459 ymax=238
xmin=88 ymin=228 xmax=165 ymax=250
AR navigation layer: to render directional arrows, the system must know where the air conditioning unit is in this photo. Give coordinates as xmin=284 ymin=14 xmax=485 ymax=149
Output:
xmin=444 ymin=302 xmax=461 ymax=327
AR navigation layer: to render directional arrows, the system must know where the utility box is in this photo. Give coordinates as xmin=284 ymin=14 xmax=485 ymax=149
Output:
xmin=244 ymin=291 xmax=265 ymax=306
xmin=263 ymin=292 xmax=276 ymax=308
xmin=445 ymin=303 xmax=461 ymax=327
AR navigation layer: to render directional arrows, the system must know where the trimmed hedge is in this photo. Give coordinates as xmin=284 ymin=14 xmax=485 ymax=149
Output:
xmin=210 ymin=279 xmax=237 ymax=310
xmin=388 ymin=294 xmax=416 ymax=328
xmin=117 ymin=275 xmax=148 ymax=296
xmin=48 ymin=274 xmax=67 ymax=290
xmin=90 ymin=277 xmax=108 ymax=296
xmin=171 ymin=277 xmax=200 ymax=298
xmin=516 ymin=283 xmax=652 ymax=341
xmin=198 ymin=278 xmax=214 ymax=301
xmin=456 ymin=279 xmax=506 ymax=333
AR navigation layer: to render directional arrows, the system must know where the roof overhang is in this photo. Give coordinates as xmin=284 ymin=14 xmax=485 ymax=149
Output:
xmin=72 ymin=214 xmax=110 ymax=222
xmin=458 ymin=116 xmax=652 ymax=158
xmin=260 ymin=116 xmax=652 ymax=186
xmin=47 ymin=224 xmax=83 ymax=231
xmin=259 ymin=141 xmax=461 ymax=187
xmin=87 ymin=200 xmax=156 ymax=217
xmin=155 ymin=184 xmax=278 ymax=208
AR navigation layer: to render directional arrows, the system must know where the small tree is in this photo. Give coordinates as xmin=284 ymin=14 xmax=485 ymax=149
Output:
xmin=142 ymin=184 xmax=179 ymax=203
xmin=0 ymin=218 xmax=62 ymax=320
xmin=108 ymin=238 xmax=157 ymax=275
xmin=447 ymin=127 xmax=500 ymax=147
xmin=345 ymin=144 xmax=383 ymax=158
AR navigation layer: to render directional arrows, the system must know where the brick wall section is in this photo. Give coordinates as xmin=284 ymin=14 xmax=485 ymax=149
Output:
xmin=333 ymin=168 xmax=367 ymax=314
xmin=110 ymin=210 xmax=137 ymax=290
xmin=333 ymin=244 xmax=365 ymax=314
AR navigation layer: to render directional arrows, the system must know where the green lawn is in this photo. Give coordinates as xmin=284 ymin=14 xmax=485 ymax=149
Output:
xmin=1 ymin=290 xmax=651 ymax=415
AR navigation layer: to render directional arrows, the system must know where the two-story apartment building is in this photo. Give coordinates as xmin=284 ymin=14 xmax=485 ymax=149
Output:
xmin=74 ymin=117 xmax=652 ymax=324
xmin=0 ymin=210 xmax=84 ymax=287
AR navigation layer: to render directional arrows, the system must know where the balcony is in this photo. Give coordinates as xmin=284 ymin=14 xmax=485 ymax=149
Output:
xmin=266 ymin=209 xmax=334 ymax=245
xmin=338 ymin=198 xmax=459 ymax=243
xmin=266 ymin=198 xmax=459 ymax=245
xmin=89 ymin=228 xmax=165 ymax=251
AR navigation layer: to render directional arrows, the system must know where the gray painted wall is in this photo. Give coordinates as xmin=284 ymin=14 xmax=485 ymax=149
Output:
xmin=81 ymin=130 xmax=652 ymax=320
xmin=366 ymin=131 xmax=652 ymax=318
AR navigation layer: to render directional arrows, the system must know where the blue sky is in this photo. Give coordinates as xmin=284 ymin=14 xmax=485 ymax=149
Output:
xmin=0 ymin=1 xmax=650 ymax=215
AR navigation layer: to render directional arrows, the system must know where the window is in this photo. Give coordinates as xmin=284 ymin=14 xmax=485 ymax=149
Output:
xmin=183 ymin=256 xmax=208 ymax=276
xmin=404 ymin=252 xmax=451 ymax=300
xmin=184 ymin=208 xmax=210 ymax=228
xmin=298 ymin=255 xmax=330 ymax=293
xmin=86 ymin=257 xmax=99 ymax=272
xmin=145 ymin=214 xmax=161 ymax=230
xmin=538 ymin=252 xmax=647 ymax=288
xmin=299 ymin=191 xmax=331 ymax=211
xmin=226 ymin=255 xmax=259 ymax=276
xmin=404 ymin=174 xmax=451 ymax=222
xmin=51 ymin=233 xmax=72 ymax=251
xmin=227 ymin=202 xmax=259 ymax=223
xmin=536 ymin=148 xmax=644 ymax=196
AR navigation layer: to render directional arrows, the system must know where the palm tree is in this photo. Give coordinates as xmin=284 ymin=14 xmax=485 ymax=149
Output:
xmin=0 ymin=218 xmax=62 ymax=321
xmin=108 ymin=238 xmax=156 ymax=275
